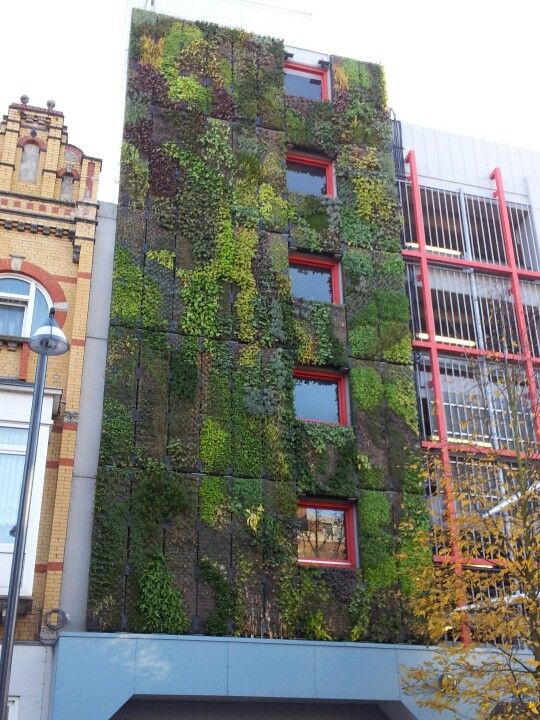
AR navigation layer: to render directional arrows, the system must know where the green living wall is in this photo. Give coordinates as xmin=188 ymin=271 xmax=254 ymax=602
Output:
xmin=88 ymin=8 xmax=429 ymax=642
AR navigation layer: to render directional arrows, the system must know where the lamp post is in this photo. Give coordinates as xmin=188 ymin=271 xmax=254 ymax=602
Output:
xmin=0 ymin=309 xmax=69 ymax=720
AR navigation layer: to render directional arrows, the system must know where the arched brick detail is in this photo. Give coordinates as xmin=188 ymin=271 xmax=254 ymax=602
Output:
xmin=17 ymin=135 xmax=47 ymax=152
xmin=57 ymin=167 xmax=80 ymax=180
xmin=0 ymin=259 xmax=68 ymax=327
xmin=65 ymin=144 xmax=83 ymax=162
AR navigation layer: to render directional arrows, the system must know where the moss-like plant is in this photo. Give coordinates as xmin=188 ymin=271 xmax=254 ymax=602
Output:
xmin=199 ymin=558 xmax=236 ymax=635
xmin=199 ymin=475 xmax=229 ymax=527
xmin=359 ymin=491 xmax=397 ymax=592
xmin=350 ymin=366 xmax=384 ymax=411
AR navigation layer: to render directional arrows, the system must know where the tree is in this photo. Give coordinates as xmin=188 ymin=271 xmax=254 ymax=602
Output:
xmin=402 ymin=357 xmax=540 ymax=719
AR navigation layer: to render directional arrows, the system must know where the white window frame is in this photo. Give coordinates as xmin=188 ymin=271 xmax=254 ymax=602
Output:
xmin=0 ymin=274 xmax=52 ymax=339
xmin=0 ymin=427 xmax=27 ymax=549
xmin=7 ymin=698 xmax=19 ymax=720
xmin=0 ymin=384 xmax=61 ymax=598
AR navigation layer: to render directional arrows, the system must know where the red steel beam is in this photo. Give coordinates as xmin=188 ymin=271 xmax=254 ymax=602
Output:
xmin=405 ymin=151 xmax=471 ymax=642
xmin=421 ymin=439 xmax=540 ymax=461
xmin=402 ymin=247 xmax=540 ymax=282
xmin=412 ymin=339 xmax=524 ymax=363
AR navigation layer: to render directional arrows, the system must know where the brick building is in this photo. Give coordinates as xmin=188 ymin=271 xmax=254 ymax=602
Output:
xmin=0 ymin=98 xmax=102 ymax=715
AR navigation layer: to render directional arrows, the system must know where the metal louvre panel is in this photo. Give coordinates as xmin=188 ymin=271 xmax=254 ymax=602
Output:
xmin=414 ymin=354 xmax=533 ymax=449
xmin=508 ymin=201 xmax=540 ymax=271
xmin=520 ymin=280 xmax=540 ymax=356
xmin=407 ymin=264 xmax=518 ymax=352
xmin=400 ymin=181 xmax=539 ymax=272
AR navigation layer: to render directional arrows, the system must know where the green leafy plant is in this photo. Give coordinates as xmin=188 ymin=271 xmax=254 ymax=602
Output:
xmin=199 ymin=558 xmax=236 ymax=635
xmin=137 ymin=554 xmax=190 ymax=634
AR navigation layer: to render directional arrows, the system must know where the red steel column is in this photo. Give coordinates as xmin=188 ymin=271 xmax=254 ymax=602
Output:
xmin=406 ymin=150 xmax=471 ymax=643
xmin=490 ymin=167 xmax=540 ymax=444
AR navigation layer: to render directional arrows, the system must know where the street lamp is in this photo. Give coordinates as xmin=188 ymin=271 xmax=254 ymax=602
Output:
xmin=0 ymin=309 xmax=69 ymax=720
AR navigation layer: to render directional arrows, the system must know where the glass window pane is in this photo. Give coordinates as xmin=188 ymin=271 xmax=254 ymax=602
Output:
xmin=0 ymin=427 xmax=27 ymax=449
xmin=31 ymin=288 xmax=49 ymax=334
xmin=294 ymin=377 xmax=339 ymax=423
xmin=286 ymin=161 xmax=327 ymax=196
xmin=0 ymin=453 xmax=25 ymax=544
xmin=290 ymin=264 xmax=332 ymax=302
xmin=0 ymin=304 xmax=25 ymax=336
xmin=0 ymin=278 xmax=30 ymax=296
xmin=285 ymin=70 xmax=322 ymax=101
xmin=298 ymin=506 xmax=348 ymax=561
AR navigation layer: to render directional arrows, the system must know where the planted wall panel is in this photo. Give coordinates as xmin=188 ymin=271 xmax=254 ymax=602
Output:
xmin=89 ymin=8 xmax=429 ymax=642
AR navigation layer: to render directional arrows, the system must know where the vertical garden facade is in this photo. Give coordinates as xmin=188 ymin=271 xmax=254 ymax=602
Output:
xmin=88 ymin=8 xmax=428 ymax=643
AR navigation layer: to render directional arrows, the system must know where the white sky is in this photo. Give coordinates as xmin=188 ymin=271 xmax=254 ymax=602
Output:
xmin=2 ymin=0 xmax=540 ymax=202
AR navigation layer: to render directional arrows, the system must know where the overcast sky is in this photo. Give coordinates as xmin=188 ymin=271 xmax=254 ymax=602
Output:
xmin=2 ymin=0 xmax=540 ymax=202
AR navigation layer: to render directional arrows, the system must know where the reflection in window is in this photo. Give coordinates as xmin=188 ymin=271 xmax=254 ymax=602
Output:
xmin=286 ymin=161 xmax=327 ymax=196
xmin=19 ymin=143 xmax=40 ymax=182
xmin=289 ymin=264 xmax=332 ymax=302
xmin=285 ymin=68 xmax=322 ymax=101
xmin=294 ymin=377 xmax=339 ymax=423
xmin=298 ymin=506 xmax=347 ymax=562
xmin=0 ymin=426 xmax=27 ymax=544
xmin=0 ymin=276 xmax=50 ymax=338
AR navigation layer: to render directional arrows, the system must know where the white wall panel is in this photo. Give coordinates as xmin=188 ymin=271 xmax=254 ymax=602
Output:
xmin=401 ymin=121 xmax=540 ymax=202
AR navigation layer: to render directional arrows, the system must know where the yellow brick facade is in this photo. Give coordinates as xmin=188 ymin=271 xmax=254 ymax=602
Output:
xmin=0 ymin=99 xmax=101 ymax=640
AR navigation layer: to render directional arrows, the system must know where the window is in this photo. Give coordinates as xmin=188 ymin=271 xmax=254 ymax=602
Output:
xmin=60 ymin=173 xmax=74 ymax=202
xmin=293 ymin=368 xmax=348 ymax=425
xmin=297 ymin=499 xmax=357 ymax=568
xmin=286 ymin=153 xmax=335 ymax=197
xmin=18 ymin=142 xmax=40 ymax=182
xmin=289 ymin=253 xmax=341 ymax=304
xmin=284 ymin=61 xmax=329 ymax=102
xmin=0 ymin=384 xmax=59 ymax=598
xmin=0 ymin=427 xmax=27 ymax=544
xmin=0 ymin=276 xmax=50 ymax=338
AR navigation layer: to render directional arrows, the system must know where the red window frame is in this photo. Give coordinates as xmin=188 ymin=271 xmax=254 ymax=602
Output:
xmin=289 ymin=252 xmax=342 ymax=304
xmin=293 ymin=367 xmax=349 ymax=426
xmin=284 ymin=60 xmax=330 ymax=102
xmin=286 ymin=152 xmax=335 ymax=198
xmin=297 ymin=498 xmax=357 ymax=568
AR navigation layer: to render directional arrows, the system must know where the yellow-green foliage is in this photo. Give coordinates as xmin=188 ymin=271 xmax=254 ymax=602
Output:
xmin=164 ymin=72 xmax=211 ymax=110
xmin=200 ymin=417 xmax=230 ymax=472
xmin=120 ymin=142 xmax=149 ymax=208
xmin=147 ymin=249 xmax=175 ymax=271
xmin=180 ymin=209 xmax=258 ymax=341
xmin=199 ymin=476 xmax=229 ymax=528
xmin=161 ymin=21 xmax=203 ymax=69
xmin=350 ymin=367 xmax=384 ymax=411
xmin=179 ymin=267 xmax=222 ymax=338
xmin=359 ymin=491 xmax=397 ymax=592
xmin=352 ymin=176 xmax=396 ymax=222
xmin=259 ymin=183 xmax=291 ymax=228
xmin=140 ymin=35 xmax=164 ymax=68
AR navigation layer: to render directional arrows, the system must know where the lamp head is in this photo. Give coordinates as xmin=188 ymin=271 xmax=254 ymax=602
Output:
xmin=28 ymin=308 xmax=69 ymax=356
